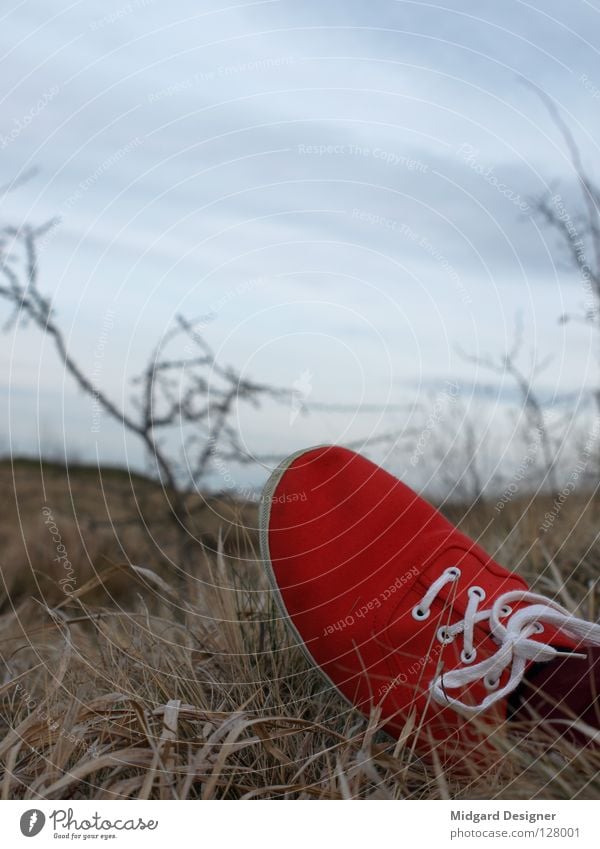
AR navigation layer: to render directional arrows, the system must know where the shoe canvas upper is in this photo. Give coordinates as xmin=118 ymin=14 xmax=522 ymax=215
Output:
xmin=262 ymin=445 xmax=583 ymax=746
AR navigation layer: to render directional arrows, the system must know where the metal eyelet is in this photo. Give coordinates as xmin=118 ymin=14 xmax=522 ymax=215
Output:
xmin=460 ymin=648 xmax=477 ymax=664
xmin=412 ymin=606 xmax=430 ymax=621
xmin=500 ymin=605 xmax=512 ymax=618
xmin=446 ymin=567 xmax=461 ymax=580
xmin=484 ymin=674 xmax=500 ymax=690
xmin=468 ymin=586 xmax=485 ymax=601
xmin=437 ymin=626 xmax=455 ymax=645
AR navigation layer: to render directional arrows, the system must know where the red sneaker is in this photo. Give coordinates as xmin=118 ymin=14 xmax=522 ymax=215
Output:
xmin=259 ymin=445 xmax=600 ymax=756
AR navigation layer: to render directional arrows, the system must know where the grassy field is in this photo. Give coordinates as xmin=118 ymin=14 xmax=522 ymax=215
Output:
xmin=0 ymin=457 xmax=598 ymax=799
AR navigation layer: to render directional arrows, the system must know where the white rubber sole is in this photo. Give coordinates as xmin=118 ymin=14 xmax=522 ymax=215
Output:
xmin=258 ymin=446 xmax=356 ymax=711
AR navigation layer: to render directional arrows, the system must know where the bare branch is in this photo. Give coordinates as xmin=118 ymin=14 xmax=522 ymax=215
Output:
xmin=457 ymin=322 xmax=559 ymax=494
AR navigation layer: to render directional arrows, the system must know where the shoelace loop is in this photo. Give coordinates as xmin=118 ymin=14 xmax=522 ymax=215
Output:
xmin=412 ymin=567 xmax=600 ymax=714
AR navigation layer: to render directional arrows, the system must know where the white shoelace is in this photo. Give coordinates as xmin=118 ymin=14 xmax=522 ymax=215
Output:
xmin=411 ymin=566 xmax=600 ymax=715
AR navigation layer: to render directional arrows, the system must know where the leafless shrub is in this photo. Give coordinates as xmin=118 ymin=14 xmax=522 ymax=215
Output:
xmin=0 ymin=217 xmax=295 ymax=566
xmin=457 ymin=317 xmax=561 ymax=497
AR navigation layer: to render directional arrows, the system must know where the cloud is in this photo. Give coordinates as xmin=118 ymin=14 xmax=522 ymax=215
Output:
xmin=1 ymin=0 xmax=599 ymax=468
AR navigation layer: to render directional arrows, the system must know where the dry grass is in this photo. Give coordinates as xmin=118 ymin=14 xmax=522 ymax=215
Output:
xmin=0 ymin=458 xmax=599 ymax=799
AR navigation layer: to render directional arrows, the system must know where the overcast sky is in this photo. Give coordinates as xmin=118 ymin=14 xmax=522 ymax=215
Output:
xmin=1 ymin=0 xmax=600 ymax=490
